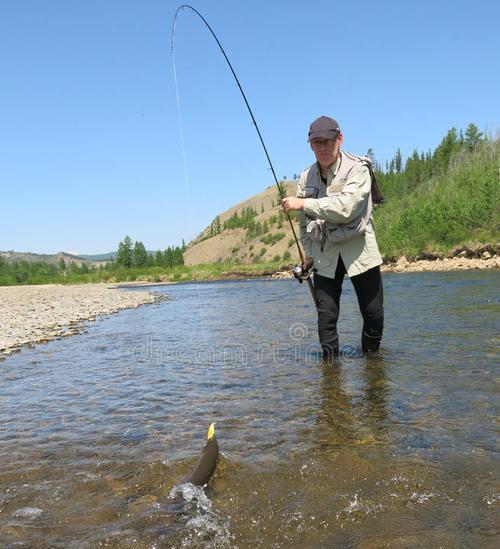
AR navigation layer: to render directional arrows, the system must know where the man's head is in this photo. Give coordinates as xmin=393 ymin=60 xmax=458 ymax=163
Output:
xmin=308 ymin=116 xmax=343 ymax=170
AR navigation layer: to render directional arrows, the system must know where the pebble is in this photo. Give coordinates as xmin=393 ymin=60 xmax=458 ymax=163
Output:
xmin=0 ymin=283 xmax=164 ymax=355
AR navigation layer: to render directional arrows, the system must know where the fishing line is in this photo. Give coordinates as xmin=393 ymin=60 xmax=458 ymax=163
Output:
xmin=171 ymin=13 xmax=210 ymax=343
xmin=171 ymin=4 xmax=318 ymax=307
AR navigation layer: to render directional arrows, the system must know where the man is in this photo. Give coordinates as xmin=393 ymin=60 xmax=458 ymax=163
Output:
xmin=282 ymin=116 xmax=384 ymax=359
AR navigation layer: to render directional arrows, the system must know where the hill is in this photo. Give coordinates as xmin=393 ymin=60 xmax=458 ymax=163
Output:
xmin=184 ymin=181 xmax=302 ymax=265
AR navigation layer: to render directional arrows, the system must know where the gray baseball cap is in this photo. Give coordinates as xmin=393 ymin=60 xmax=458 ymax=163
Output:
xmin=308 ymin=116 xmax=340 ymax=141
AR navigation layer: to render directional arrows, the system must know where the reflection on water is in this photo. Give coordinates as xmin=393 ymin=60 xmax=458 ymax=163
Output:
xmin=0 ymin=270 xmax=499 ymax=547
xmin=315 ymin=355 xmax=390 ymax=453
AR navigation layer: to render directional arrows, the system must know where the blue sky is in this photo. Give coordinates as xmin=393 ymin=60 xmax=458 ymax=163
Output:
xmin=1 ymin=0 xmax=498 ymax=254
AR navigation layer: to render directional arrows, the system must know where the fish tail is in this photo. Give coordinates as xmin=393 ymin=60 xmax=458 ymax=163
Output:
xmin=207 ymin=422 xmax=215 ymax=441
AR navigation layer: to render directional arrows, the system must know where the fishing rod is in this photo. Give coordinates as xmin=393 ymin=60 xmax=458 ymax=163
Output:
xmin=171 ymin=4 xmax=318 ymax=308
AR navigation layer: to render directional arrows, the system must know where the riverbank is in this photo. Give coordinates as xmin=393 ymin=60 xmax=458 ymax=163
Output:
xmin=271 ymin=254 xmax=499 ymax=279
xmin=1 ymin=247 xmax=498 ymax=287
xmin=382 ymin=253 xmax=499 ymax=273
xmin=0 ymin=283 xmax=164 ymax=356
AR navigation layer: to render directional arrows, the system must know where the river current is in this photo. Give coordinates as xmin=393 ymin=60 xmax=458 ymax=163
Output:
xmin=0 ymin=270 xmax=499 ymax=547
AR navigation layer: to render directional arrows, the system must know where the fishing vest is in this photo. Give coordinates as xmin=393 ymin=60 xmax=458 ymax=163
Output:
xmin=303 ymin=151 xmax=374 ymax=245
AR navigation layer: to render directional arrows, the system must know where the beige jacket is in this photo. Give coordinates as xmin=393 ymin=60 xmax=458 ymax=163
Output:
xmin=296 ymin=151 xmax=383 ymax=278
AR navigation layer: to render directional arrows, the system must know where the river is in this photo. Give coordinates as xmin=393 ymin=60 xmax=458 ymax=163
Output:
xmin=0 ymin=270 xmax=499 ymax=547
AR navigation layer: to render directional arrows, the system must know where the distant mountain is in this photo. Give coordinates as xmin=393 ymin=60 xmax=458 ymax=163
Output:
xmin=0 ymin=250 xmax=162 ymax=264
xmin=0 ymin=251 xmax=88 ymax=265
xmin=0 ymin=250 xmax=117 ymax=265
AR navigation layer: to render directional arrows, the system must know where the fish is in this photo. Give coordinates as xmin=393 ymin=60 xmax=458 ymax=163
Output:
xmin=184 ymin=423 xmax=219 ymax=486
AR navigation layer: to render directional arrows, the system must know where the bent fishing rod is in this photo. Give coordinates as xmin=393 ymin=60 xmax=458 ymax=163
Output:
xmin=171 ymin=4 xmax=318 ymax=307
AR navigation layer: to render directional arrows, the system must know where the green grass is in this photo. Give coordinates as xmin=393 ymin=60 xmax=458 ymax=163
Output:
xmin=0 ymin=260 xmax=294 ymax=287
xmin=374 ymin=140 xmax=500 ymax=259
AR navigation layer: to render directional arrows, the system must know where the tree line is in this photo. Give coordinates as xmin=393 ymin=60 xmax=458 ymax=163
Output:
xmin=116 ymin=236 xmax=184 ymax=268
xmin=0 ymin=237 xmax=186 ymax=285
xmin=369 ymin=123 xmax=486 ymax=200
xmin=372 ymin=124 xmax=498 ymax=258
xmin=0 ymin=255 xmax=100 ymax=285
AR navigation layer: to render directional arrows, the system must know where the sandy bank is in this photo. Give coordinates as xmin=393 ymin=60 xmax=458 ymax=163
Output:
xmin=0 ymin=283 xmax=164 ymax=356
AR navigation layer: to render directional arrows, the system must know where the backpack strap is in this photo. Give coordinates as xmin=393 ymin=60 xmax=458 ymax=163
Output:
xmin=363 ymin=160 xmax=384 ymax=205
xmin=342 ymin=151 xmax=384 ymax=205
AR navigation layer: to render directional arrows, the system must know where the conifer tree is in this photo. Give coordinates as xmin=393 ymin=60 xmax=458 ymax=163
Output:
xmin=366 ymin=148 xmax=376 ymax=165
xmin=145 ymin=252 xmax=155 ymax=267
xmin=464 ymin=123 xmax=483 ymax=150
xmin=117 ymin=236 xmax=133 ymax=268
xmin=155 ymin=250 xmax=164 ymax=267
xmin=165 ymin=247 xmax=174 ymax=267
xmin=433 ymin=128 xmax=460 ymax=172
xmin=133 ymin=241 xmax=148 ymax=267
xmin=394 ymin=148 xmax=402 ymax=173
xmin=173 ymin=246 xmax=184 ymax=266
xmin=404 ymin=148 xmax=422 ymax=189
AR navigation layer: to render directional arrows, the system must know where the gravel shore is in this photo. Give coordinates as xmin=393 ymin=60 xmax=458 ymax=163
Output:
xmin=0 ymin=283 xmax=164 ymax=356
xmin=381 ymin=254 xmax=499 ymax=273
xmin=271 ymin=255 xmax=499 ymax=279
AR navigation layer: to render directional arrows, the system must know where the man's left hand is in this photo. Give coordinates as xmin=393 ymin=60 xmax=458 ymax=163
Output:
xmin=281 ymin=197 xmax=305 ymax=214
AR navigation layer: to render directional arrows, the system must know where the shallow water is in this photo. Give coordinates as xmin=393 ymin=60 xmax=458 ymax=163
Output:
xmin=0 ymin=270 xmax=499 ymax=547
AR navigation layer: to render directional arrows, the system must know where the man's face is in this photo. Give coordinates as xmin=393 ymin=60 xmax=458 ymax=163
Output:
xmin=310 ymin=134 xmax=343 ymax=168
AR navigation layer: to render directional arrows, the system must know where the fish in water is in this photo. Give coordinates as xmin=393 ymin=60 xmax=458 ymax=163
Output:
xmin=184 ymin=423 xmax=219 ymax=486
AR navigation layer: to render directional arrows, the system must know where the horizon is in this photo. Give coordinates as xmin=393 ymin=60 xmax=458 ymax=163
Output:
xmin=2 ymin=0 xmax=499 ymax=255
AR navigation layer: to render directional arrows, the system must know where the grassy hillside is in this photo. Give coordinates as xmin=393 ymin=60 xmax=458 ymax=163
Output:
xmin=375 ymin=139 xmax=499 ymax=259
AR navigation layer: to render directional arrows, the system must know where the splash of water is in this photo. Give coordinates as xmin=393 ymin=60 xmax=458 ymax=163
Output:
xmin=169 ymin=483 xmax=233 ymax=547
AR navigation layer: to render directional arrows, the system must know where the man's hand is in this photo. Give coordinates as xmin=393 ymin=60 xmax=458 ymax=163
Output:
xmin=281 ymin=197 xmax=305 ymax=214
xmin=302 ymin=257 xmax=314 ymax=272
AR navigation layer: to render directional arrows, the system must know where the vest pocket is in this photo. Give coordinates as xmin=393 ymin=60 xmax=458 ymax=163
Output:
xmin=305 ymin=186 xmax=319 ymax=198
